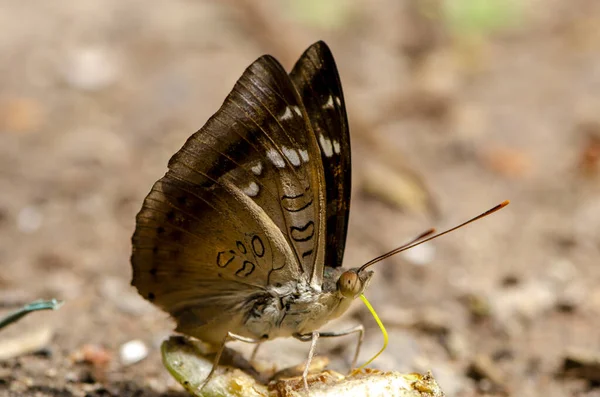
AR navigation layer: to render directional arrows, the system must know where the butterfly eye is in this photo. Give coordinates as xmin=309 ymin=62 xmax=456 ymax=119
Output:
xmin=337 ymin=271 xmax=362 ymax=298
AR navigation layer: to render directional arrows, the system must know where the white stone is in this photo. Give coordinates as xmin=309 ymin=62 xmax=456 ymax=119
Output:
xmin=119 ymin=340 xmax=148 ymax=365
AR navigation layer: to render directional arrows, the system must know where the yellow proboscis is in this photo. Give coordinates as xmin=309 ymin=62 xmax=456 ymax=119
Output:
xmin=358 ymin=294 xmax=388 ymax=369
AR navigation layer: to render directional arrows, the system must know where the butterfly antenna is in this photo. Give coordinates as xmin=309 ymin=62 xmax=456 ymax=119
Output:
xmin=358 ymin=200 xmax=510 ymax=272
xmin=358 ymin=229 xmax=436 ymax=271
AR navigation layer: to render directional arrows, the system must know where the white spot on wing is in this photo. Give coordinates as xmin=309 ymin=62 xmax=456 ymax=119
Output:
xmin=243 ymin=181 xmax=259 ymax=197
xmin=282 ymin=146 xmax=301 ymax=166
xmin=292 ymin=105 xmax=302 ymax=116
xmin=280 ymin=107 xmax=293 ymax=121
xmin=334 ymin=96 xmax=341 ymax=107
xmin=318 ymin=134 xmax=334 ymax=157
xmin=333 ymin=140 xmax=341 ymax=154
xmin=267 ymin=149 xmax=285 ymax=168
xmin=251 ymin=162 xmax=262 ymax=175
xmin=299 ymin=149 xmax=309 ymax=163
xmin=323 ymin=96 xmax=334 ymax=110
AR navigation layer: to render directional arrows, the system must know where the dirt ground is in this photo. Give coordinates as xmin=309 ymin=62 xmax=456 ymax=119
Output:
xmin=2 ymin=1 xmax=600 ymax=396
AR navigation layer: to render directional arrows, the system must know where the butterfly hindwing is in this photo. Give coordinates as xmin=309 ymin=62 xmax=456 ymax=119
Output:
xmin=290 ymin=41 xmax=351 ymax=270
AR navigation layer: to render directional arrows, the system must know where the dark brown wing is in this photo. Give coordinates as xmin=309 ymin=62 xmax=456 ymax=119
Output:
xmin=130 ymin=54 xmax=328 ymax=343
xmin=290 ymin=41 xmax=351 ymax=269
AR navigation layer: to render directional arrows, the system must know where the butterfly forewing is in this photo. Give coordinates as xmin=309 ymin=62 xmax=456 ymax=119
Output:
xmin=290 ymin=41 xmax=351 ymax=270
xmin=131 ymin=51 xmax=329 ymax=342
xmin=224 ymin=57 xmax=327 ymax=278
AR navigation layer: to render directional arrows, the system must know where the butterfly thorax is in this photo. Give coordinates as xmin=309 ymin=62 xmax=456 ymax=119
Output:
xmin=243 ymin=267 xmax=372 ymax=340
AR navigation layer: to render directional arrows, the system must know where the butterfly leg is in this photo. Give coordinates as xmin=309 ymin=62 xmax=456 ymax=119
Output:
xmin=293 ymin=324 xmax=364 ymax=392
xmin=200 ymin=332 xmax=262 ymax=390
xmin=316 ymin=324 xmax=364 ymax=371
xmin=249 ymin=342 xmax=262 ymax=364
xmin=293 ymin=331 xmax=320 ymax=393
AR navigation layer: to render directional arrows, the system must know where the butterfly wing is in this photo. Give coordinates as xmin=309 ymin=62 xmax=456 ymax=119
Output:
xmin=290 ymin=41 xmax=351 ymax=270
xmin=131 ymin=54 xmax=328 ymax=343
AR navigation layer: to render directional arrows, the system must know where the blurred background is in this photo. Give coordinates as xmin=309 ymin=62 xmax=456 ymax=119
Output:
xmin=1 ymin=1 xmax=600 ymax=396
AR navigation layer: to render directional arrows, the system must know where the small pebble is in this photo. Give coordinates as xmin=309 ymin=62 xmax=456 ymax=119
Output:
xmin=71 ymin=344 xmax=112 ymax=368
xmin=119 ymin=340 xmax=148 ymax=366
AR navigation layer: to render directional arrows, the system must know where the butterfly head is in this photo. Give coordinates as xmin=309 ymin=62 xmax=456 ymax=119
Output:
xmin=336 ymin=268 xmax=373 ymax=299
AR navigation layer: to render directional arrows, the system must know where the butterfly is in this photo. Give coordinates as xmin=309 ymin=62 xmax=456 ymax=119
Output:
xmin=130 ymin=40 xmax=509 ymax=390
xmin=131 ymin=41 xmax=370 ymax=389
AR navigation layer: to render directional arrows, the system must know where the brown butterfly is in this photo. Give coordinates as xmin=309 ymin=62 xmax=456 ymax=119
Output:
xmin=130 ymin=41 xmax=508 ymax=390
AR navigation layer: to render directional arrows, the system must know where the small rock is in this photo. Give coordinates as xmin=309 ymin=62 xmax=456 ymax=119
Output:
xmin=71 ymin=344 xmax=112 ymax=369
xmin=119 ymin=339 xmax=148 ymax=366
